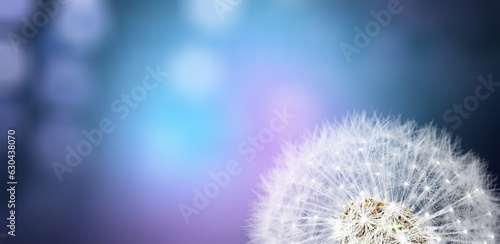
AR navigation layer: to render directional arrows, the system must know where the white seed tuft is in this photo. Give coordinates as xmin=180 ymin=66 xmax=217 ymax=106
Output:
xmin=248 ymin=113 xmax=500 ymax=243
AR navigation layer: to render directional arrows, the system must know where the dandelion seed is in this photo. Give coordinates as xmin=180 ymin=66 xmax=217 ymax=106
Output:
xmin=248 ymin=113 xmax=500 ymax=243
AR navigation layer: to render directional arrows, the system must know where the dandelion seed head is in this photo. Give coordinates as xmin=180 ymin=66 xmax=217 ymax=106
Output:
xmin=248 ymin=112 xmax=500 ymax=243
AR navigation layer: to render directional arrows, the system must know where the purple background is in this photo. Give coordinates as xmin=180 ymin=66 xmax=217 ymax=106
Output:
xmin=0 ymin=0 xmax=499 ymax=243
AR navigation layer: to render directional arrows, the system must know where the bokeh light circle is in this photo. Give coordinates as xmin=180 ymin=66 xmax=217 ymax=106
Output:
xmin=0 ymin=40 xmax=26 ymax=98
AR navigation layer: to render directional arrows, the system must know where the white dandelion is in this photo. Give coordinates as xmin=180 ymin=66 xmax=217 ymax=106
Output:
xmin=248 ymin=113 xmax=500 ymax=243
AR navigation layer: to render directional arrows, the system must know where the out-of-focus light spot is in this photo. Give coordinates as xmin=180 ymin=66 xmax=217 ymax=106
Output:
xmin=270 ymin=84 xmax=319 ymax=119
xmin=0 ymin=41 xmax=26 ymax=98
xmin=39 ymin=58 xmax=94 ymax=108
xmin=134 ymin=128 xmax=190 ymax=175
xmin=53 ymin=0 xmax=110 ymax=51
xmin=260 ymin=82 xmax=322 ymax=135
xmin=183 ymin=0 xmax=242 ymax=32
xmin=106 ymin=121 xmax=218 ymax=181
xmin=168 ymin=46 xmax=224 ymax=101
xmin=0 ymin=0 xmax=32 ymax=22
xmin=240 ymin=56 xmax=325 ymax=130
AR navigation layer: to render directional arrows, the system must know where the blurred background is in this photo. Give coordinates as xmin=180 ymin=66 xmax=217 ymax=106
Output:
xmin=0 ymin=0 xmax=499 ymax=243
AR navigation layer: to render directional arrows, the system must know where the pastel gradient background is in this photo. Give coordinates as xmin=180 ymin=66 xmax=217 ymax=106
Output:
xmin=0 ymin=0 xmax=499 ymax=243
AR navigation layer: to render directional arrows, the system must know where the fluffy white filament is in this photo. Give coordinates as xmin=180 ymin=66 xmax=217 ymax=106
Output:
xmin=248 ymin=113 xmax=499 ymax=243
